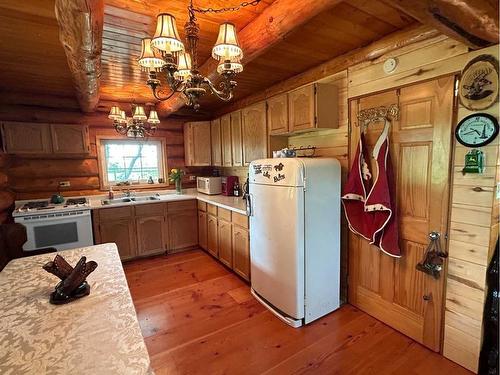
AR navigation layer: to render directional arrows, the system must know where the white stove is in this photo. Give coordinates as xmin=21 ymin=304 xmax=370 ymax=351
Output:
xmin=13 ymin=197 xmax=94 ymax=251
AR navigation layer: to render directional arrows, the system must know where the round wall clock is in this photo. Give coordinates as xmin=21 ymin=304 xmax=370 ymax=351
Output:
xmin=455 ymin=113 xmax=499 ymax=147
xmin=459 ymin=55 xmax=499 ymax=111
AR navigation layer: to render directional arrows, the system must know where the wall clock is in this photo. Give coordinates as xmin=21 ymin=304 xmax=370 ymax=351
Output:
xmin=459 ymin=55 xmax=499 ymax=111
xmin=455 ymin=113 xmax=499 ymax=147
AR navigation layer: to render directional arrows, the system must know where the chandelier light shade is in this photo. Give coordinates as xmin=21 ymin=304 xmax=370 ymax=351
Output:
xmin=138 ymin=38 xmax=165 ymax=70
xmin=212 ymin=23 xmax=243 ymax=61
xmin=132 ymin=105 xmax=147 ymax=120
xmin=175 ymin=52 xmax=192 ymax=81
xmin=147 ymin=110 xmax=160 ymax=124
xmin=217 ymin=57 xmax=243 ymax=75
xmin=119 ymin=111 xmax=127 ymax=124
xmin=151 ymin=13 xmax=184 ymax=53
xmin=108 ymin=106 xmax=122 ymax=120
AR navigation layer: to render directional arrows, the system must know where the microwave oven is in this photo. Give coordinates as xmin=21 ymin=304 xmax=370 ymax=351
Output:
xmin=197 ymin=177 xmax=222 ymax=195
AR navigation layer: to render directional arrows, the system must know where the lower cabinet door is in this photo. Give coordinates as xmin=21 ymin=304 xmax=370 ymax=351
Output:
xmin=198 ymin=210 xmax=208 ymax=250
xmin=99 ymin=219 xmax=137 ymax=260
xmin=167 ymin=209 xmax=198 ymax=252
xmin=232 ymin=225 xmax=250 ymax=281
xmin=207 ymin=214 xmax=218 ymax=257
xmin=136 ymin=215 xmax=166 ymax=256
xmin=218 ymin=219 xmax=232 ymax=268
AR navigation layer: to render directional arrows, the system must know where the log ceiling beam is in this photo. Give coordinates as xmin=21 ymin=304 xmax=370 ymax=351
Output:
xmin=381 ymin=0 xmax=499 ymax=49
xmin=156 ymin=0 xmax=343 ymax=117
xmin=214 ymin=24 xmax=441 ymax=117
xmin=54 ymin=0 xmax=104 ymax=113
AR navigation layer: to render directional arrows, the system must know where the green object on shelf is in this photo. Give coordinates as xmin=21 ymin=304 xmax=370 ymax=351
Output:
xmin=462 ymin=149 xmax=485 ymax=174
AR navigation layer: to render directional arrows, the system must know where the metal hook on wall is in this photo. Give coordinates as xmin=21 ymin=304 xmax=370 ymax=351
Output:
xmin=355 ymin=103 xmax=400 ymax=130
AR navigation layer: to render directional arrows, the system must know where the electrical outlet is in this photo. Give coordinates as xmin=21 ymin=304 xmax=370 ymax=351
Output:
xmin=59 ymin=181 xmax=71 ymax=187
xmin=189 ymin=175 xmax=196 ymax=181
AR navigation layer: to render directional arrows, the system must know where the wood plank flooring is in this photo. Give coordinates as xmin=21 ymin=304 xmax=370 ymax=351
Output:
xmin=124 ymin=249 xmax=473 ymax=375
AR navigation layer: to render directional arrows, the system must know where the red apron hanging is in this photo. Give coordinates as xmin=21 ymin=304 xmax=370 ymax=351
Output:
xmin=341 ymin=133 xmax=374 ymax=241
xmin=365 ymin=121 xmax=401 ymax=258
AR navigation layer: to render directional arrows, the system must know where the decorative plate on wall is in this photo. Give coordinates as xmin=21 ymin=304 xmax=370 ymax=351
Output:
xmin=459 ymin=54 xmax=499 ymax=111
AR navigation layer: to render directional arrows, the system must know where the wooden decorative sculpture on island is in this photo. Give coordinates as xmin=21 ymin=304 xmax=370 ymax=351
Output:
xmin=43 ymin=255 xmax=98 ymax=305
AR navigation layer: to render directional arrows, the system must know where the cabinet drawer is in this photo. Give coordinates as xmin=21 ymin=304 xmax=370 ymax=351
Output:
xmin=167 ymin=200 xmax=197 ymax=212
xmin=218 ymin=207 xmax=231 ymax=221
xmin=232 ymin=212 xmax=249 ymax=229
xmin=98 ymin=206 xmax=133 ymax=221
xmin=135 ymin=203 xmax=165 ymax=216
xmin=207 ymin=203 xmax=218 ymax=216
xmin=197 ymin=200 xmax=207 ymax=211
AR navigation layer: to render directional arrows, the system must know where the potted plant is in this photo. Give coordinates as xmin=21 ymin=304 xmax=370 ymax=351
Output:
xmin=169 ymin=168 xmax=184 ymax=194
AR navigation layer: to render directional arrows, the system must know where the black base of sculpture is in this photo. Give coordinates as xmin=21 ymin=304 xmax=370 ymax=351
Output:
xmin=43 ymin=255 xmax=97 ymax=305
xmin=49 ymin=281 xmax=91 ymax=305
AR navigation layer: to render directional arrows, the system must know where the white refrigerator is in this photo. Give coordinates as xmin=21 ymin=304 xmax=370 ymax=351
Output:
xmin=248 ymin=158 xmax=341 ymax=328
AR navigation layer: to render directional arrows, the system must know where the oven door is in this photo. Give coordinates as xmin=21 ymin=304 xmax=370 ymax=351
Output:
xmin=15 ymin=210 xmax=94 ymax=251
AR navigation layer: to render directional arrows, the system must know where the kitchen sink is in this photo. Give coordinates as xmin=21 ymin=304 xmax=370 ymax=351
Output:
xmin=101 ymin=195 xmax=160 ymax=205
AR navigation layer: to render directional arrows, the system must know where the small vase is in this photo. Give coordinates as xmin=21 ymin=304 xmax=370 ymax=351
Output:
xmin=175 ymin=179 xmax=182 ymax=194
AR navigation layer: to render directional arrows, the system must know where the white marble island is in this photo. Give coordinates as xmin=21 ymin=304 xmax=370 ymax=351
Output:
xmin=0 ymin=244 xmax=152 ymax=375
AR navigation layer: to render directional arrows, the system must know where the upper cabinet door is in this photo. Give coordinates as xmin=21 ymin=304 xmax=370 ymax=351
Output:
xmin=211 ymin=119 xmax=222 ymax=167
xmin=230 ymin=111 xmax=243 ymax=167
xmin=1 ymin=122 xmax=52 ymax=154
xmin=184 ymin=121 xmax=211 ymax=166
xmin=242 ymin=101 xmax=267 ymax=166
xmin=267 ymin=94 xmax=289 ymax=135
xmin=51 ymin=124 xmax=90 ymax=154
xmin=221 ymin=115 xmax=232 ymax=167
xmin=288 ymin=84 xmax=315 ymax=132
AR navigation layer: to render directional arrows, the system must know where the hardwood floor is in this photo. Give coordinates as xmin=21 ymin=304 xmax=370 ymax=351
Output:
xmin=124 ymin=250 xmax=472 ymax=375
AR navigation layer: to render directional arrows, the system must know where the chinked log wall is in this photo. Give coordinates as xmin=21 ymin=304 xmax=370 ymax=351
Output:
xmin=216 ymin=29 xmax=498 ymax=373
xmin=0 ymin=106 xmax=192 ymax=200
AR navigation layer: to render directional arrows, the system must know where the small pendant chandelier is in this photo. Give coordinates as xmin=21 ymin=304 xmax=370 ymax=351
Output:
xmin=137 ymin=0 xmax=259 ymax=111
xmin=108 ymin=105 xmax=160 ymax=138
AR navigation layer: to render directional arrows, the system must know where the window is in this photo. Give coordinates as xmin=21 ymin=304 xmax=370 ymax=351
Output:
xmin=99 ymin=139 xmax=166 ymax=187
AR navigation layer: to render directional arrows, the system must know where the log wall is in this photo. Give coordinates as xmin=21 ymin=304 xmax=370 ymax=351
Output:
xmin=0 ymin=106 xmax=197 ymax=200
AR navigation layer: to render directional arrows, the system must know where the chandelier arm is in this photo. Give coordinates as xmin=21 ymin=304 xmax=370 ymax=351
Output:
xmin=150 ymin=81 xmax=186 ymax=101
xmin=203 ymin=77 xmax=235 ymax=102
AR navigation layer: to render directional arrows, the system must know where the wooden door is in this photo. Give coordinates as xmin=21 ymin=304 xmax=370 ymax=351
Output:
xmin=288 ymin=84 xmax=315 ymax=132
xmin=136 ymin=215 xmax=166 ymax=256
xmin=348 ymin=76 xmax=455 ymax=351
xmin=221 ymin=115 xmax=232 ymax=166
xmin=211 ymin=119 xmax=222 ymax=167
xmin=267 ymin=93 xmax=289 ymax=135
xmin=242 ymin=102 xmax=267 ymax=166
xmin=230 ymin=111 xmax=243 ymax=166
xmin=99 ymin=219 xmax=137 ymax=260
xmin=184 ymin=122 xmax=211 ymax=166
xmin=232 ymin=225 xmax=250 ymax=281
xmin=218 ymin=219 xmax=233 ymax=268
xmin=1 ymin=122 xmax=52 ymax=154
xmin=51 ymin=124 xmax=90 ymax=154
xmin=198 ymin=210 xmax=208 ymax=250
xmin=207 ymin=214 xmax=218 ymax=258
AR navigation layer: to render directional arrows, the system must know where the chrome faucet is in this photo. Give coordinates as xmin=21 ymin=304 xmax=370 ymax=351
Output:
xmin=123 ymin=189 xmax=135 ymax=198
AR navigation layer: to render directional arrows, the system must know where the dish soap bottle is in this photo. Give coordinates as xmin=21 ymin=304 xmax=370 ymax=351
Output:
xmin=108 ymin=186 xmax=114 ymax=200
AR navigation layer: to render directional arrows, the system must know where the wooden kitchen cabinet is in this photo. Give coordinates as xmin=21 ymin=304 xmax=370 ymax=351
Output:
xmin=230 ymin=111 xmax=243 ymax=166
xmin=221 ymin=114 xmax=232 ymax=167
xmin=167 ymin=200 xmax=198 ymax=252
xmin=242 ymin=101 xmax=267 ymax=166
xmin=267 ymin=93 xmax=289 ymax=135
xmin=288 ymin=83 xmax=338 ymax=132
xmin=207 ymin=213 xmax=218 ymax=258
xmin=184 ymin=121 xmax=211 ymax=166
xmin=99 ymin=219 xmax=137 ymax=260
xmin=211 ymin=118 xmax=222 ymax=167
xmin=136 ymin=215 xmax=167 ymax=257
xmin=218 ymin=218 xmax=233 ymax=268
xmin=198 ymin=210 xmax=208 ymax=250
xmin=51 ymin=124 xmax=90 ymax=154
xmin=1 ymin=122 xmax=52 ymax=154
xmin=232 ymin=224 xmax=250 ymax=281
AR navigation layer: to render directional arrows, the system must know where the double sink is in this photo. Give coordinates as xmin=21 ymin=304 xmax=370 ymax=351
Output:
xmin=101 ymin=194 xmax=161 ymax=205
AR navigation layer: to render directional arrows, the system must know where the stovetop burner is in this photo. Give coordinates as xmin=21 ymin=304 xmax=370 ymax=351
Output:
xmin=22 ymin=201 xmax=50 ymax=209
xmin=66 ymin=198 xmax=87 ymax=205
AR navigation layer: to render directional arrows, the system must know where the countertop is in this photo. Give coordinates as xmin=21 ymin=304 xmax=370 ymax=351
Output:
xmin=0 ymin=244 xmax=153 ymax=375
xmin=89 ymin=188 xmax=248 ymax=215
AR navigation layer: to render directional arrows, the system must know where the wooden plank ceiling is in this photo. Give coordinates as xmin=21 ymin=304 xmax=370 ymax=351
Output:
xmin=0 ymin=0 xmax=416 ymax=117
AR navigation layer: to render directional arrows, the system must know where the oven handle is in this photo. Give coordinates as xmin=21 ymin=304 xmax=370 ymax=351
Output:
xmin=15 ymin=210 xmax=91 ymax=224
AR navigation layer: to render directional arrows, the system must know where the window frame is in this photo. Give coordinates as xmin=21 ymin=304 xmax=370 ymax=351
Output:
xmin=96 ymin=135 xmax=168 ymax=190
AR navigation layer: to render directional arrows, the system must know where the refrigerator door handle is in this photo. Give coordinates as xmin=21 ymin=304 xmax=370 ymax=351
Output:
xmin=246 ymin=193 xmax=253 ymax=216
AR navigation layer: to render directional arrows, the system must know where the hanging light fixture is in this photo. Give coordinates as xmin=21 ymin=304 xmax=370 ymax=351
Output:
xmin=109 ymin=105 xmax=160 ymax=138
xmin=138 ymin=0 xmax=261 ymax=111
